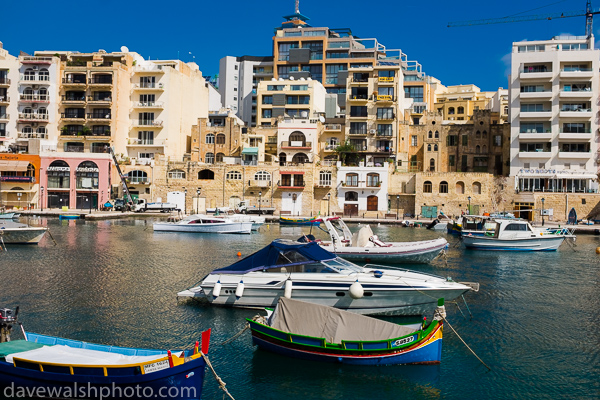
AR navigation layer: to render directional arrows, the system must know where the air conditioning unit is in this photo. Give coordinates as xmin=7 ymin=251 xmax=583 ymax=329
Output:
xmin=32 ymin=66 xmax=38 ymax=70
xmin=32 ymin=104 xmax=37 ymax=108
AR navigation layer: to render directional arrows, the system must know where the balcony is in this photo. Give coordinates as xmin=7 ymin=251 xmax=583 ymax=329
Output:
xmin=559 ymin=89 xmax=593 ymax=98
xmin=88 ymin=78 xmax=113 ymax=87
xmin=132 ymin=120 xmax=163 ymax=128
xmin=18 ymin=113 xmax=49 ymax=122
xmin=85 ymin=133 xmax=112 ymax=140
xmin=249 ymin=179 xmax=271 ymax=187
xmin=61 ymin=95 xmax=86 ymax=105
xmin=519 ymin=91 xmax=552 ymax=99
xmin=560 ymin=69 xmax=593 ymax=79
xmin=20 ymin=94 xmax=51 ymax=103
xmin=133 ymin=65 xmax=166 ymax=74
xmin=518 ymin=131 xmax=553 ymax=141
xmin=20 ymin=56 xmax=53 ymax=64
xmin=280 ymin=141 xmax=312 ymax=149
xmin=348 ymin=129 xmax=368 ymax=136
xmin=0 ymin=78 xmax=10 ymax=87
xmin=519 ymin=110 xmax=552 ymax=119
xmin=133 ymin=101 xmax=164 ymax=109
xmin=350 ymin=77 xmax=369 ymax=84
xmin=376 ymin=114 xmax=395 ymax=121
xmin=378 ymin=76 xmax=395 ymax=84
xmin=0 ymin=96 xmax=9 ymax=106
xmin=278 ymin=182 xmax=305 ymax=189
xmin=0 ymin=114 xmax=9 ymax=121
xmin=61 ymin=113 xmax=86 ymax=122
xmin=558 ymin=151 xmax=591 ymax=159
xmin=133 ymin=83 xmax=164 ymax=90
xmin=518 ymin=151 xmax=552 ymax=159
xmin=324 ymin=124 xmax=342 ymax=131
xmin=375 ymin=95 xmax=394 ymax=102
xmin=324 ymin=144 xmax=337 ymax=152
xmin=559 ymin=109 xmax=592 ymax=118
xmin=126 ymin=138 xmax=165 ymax=147
xmin=62 ymin=78 xmax=87 ymax=87
xmin=558 ymin=130 xmax=592 ymax=140
xmin=347 ymin=95 xmax=369 ymax=103
xmin=20 ymin=75 xmax=50 ymax=83
xmin=519 ymin=70 xmax=553 ymax=80
xmin=87 ymin=113 xmax=111 ymax=122
xmin=88 ymin=96 xmax=112 ymax=104
xmin=18 ymin=132 xmax=47 ymax=139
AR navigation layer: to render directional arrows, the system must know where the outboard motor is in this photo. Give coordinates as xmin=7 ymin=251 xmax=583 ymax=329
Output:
xmin=0 ymin=307 xmax=18 ymax=343
xmin=426 ymin=219 xmax=439 ymax=230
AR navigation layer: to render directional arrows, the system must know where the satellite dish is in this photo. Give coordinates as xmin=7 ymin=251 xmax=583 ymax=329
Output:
xmin=120 ymin=46 xmax=129 ymax=53
xmin=319 ymin=116 xmax=325 ymax=123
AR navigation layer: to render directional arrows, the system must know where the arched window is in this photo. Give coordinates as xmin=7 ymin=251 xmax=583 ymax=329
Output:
xmin=36 ymin=126 xmax=47 ymax=134
xmin=47 ymin=160 xmax=70 ymax=189
xmin=279 ymin=152 xmax=287 ymax=166
xmin=429 ymin=158 xmax=435 ymax=172
xmin=428 ymin=131 xmax=433 ymax=138
xmin=472 ymin=181 xmax=481 ymax=194
xmin=168 ymin=169 xmax=186 ymax=179
xmin=345 ymin=191 xmax=358 ymax=202
xmin=38 ymin=87 xmax=48 ymax=96
xmin=23 ymin=87 xmax=33 ymax=96
xmin=38 ymin=68 xmax=49 ymax=80
xmin=292 ymin=152 xmax=309 ymax=164
xmin=254 ymin=171 xmax=271 ymax=181
xmin=476 ymin=145 xmax=481 ymax=154
xmin=366 ymin=173 xmax=380 ymax=187
xmin=205 ymin=152 xmax=214 ymax=164
xmin=319 ymin=171 xmax=332 ymax=186
xmin=24 ymin=69 xmax=35 ymax=80
xmin=22 ymin=126 xmax=33 ymax=134
xmin=482 ymin=130 xmax=488 ymax=138
xmin=427 ymin=144 xmax=432 ymax=151
xmin=76 ymin=161 xmax=99 ymax=189
xmin=127 ymin=170 xmax=147 ymax=183
xmin=448 ymin=107 xmax=455 ymax=115
xmin=38 ymin=107 xmax=47 ymax=115
xmin=205 ymin=133 xmax=214 ymax=144
xmin=289 ymin=131 xmax=306 ymax=144
xmin=216 ymin=152 xmax=224 ymax=163
xmin=435 ymin=131 xmax=439 ymax=138
xmin=476 ymin=130 xmax=481 ymax=139
xmin=434 ymin=144 xmax=438 ymax=151
xmin=482 ymin=145 xmax=487 ymax=153
xmin=226 ymin=170 xmax=241 ymax=180
xmin=423 ymin=181 xmax=432 ymax=193
xmin=345 ymin=173 xmax=358 ymax=187
xmin=198 ymin=169 xmax=215 ymax=179
xmin=456 ymin=181 xmax=465 ymax=194
xmin=216 ymin=134 xmax=226 ymax=144
xmin=439 ymin=181 xmax=448 ymax=193
xmin=457 ymin=106 xmax=464 ymax=114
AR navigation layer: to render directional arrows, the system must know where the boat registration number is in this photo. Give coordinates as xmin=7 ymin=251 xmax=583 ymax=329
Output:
xmin=393 ymin=336 xmax=415 ymax=347
xmin=143 ymin=359 xmax=170 ymax=374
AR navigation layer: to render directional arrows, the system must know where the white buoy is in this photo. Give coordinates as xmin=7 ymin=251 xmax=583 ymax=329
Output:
xmin=235 ymin=280 xmax=245 ymax=298
xmin=284 ymin=279 xmax=293 ymax=299
xmin=349 ymin=280 xmax=364 ymax=299
xmin=213 ymin=280 xmax=222 ymax=298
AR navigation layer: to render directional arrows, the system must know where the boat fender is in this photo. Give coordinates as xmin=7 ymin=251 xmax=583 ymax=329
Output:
xmin=284 ymin=279 xmax=293 ymax=299
xmin=373 ymin=270 xmax=383 ymax=278
xmin=213 ymin=280 xmax=222 ymax=298
xmin=349 ymin=280 xmax=364 ymax=299
xmin=235 ymin=280 xmax=245 ymax=298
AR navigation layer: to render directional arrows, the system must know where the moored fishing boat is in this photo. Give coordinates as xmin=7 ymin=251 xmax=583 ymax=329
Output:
xmin=279 ymin=216 xmax=321 ymax=226
xmin=248 ymin=297 xmax=445 ymax=365
xmin=0 ymin=220 xmax=47 ymax=244
xmin=153 ymin=214 xmax=252 ymax=234
xmin=177 ymin=239 xmax=478 ymax=316
xmin=58 ymin=214 xmax=80 ymax=221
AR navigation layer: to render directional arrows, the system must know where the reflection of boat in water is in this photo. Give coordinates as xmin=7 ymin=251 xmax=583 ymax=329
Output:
xmin=462 ymin=219 xmax=575 ymax=251
xmin=0 ymin=220 xmax=47 ymax=244
xmin=313 ymin=217 xmax=448 ymax=264
xmin=178 ymin=239 xmax=477 ymax=316
xmin=153 ymin=214 xmax=252 ymax=234
xmin=248 ymin=297 xmax=445 ymax=365
xmin=58 ymin=214 xmax=80 ymax=221
xmin=279 ymin=216 xmax=321 ymax=226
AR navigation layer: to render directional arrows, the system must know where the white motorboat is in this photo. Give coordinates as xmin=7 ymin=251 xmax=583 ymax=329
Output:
xmin=0 ymin=212 xmax=20 ymax=220
xmin=313 ymin=217 xmax=448 ymax=264
xmin=0 ymin=220 xmax=47 ymax=244
xmin=153 ymin=214 xmax=252 ymax=234
xmin=461 ymin=219 xmax=575 ymax=251
xmin=177 ymin=239 xmax=478 ymax=316
xmin=216 ymin=210 xmax=265 ymax=231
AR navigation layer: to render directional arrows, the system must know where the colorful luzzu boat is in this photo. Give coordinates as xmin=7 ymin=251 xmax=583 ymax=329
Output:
xmin=247 ymin=297 xmax=445 ymax=365
xmin=279 ymin=216 xmax=322 ymax=226
xmin=0 ymin=317 xmax=211 ymax=400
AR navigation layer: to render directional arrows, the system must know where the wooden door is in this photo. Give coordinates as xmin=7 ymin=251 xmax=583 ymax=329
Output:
xmin=344 ymin=204 xmax=358 ymax=217
xmin=367 ymin=195 xmax=378 ymax=211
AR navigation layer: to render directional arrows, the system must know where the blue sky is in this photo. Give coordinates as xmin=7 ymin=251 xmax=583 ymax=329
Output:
xmin=0 ymin=0 xmax=590 ymax=90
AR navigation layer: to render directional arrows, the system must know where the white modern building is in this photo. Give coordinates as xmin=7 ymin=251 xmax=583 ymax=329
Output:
xmin=509 ymin=35 xmax=599 ymax=193
xmin=0 ymin=42 xmax=19 ymax=150
xmin=336 ymin=163 xmax=389 ymax=215
xmin=218 ymin=55 xmax=273 ymax=128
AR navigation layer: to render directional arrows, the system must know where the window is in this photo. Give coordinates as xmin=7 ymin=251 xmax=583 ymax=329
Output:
xmin=377 ymin=124 xmax=393 ymax=136
xmin=205 ymin=133 xmax=214 ymax=144
xmin=457 ymin=106 xmax=464 ymax=114
xmin=198 ymin=169 xmax=215 ymax=179
xmin=345 ymin=173 xmax=358 ymax=187
xmin=428 ymin=131 xmax=433 ymax=139
xmin=325 ymin=64 xmax=347 ymax=85
xmin=345 ymin=191 xmax=358 ymax=202
xmin=520 ymin=123 xmax=546 ymax=133
xmin=476 ymin=145 xmax=481 ymax=154
xmin=377 ymin=108 xmax=394 ymax=119
xmin=472 ymin=182 xmax=481 ymax=194
xmin=427 ymin=144 xmax=432 ymax=151
xmin=262 ymin=95 xmax=273 ymax=104
xmin=138 ymin=131 xmax=154 ymax=144
xmin=449 ymin=155 xmax=455 ymax=167
xmin=439 ymin=181 xmax=448 ymax=193
xmin=367 ymin=173 xmax=380 ymax=187
xmin=447 ymin=135 xmax=457 ymax=146
xmin=319 ymin=171 xmax=332 ymax=186
xmin=505 ymin=223 xmax=528 ymax=231
xmin=456 ymin=181 xmax=464 ymax=194
xmin=216 ymin=153 xmax=224 ymax=162
xmin=448 ymin=107 xmax=455 ymax=115
xmin=404 ymin=86 xmax=423 ymax=102
xmin=216 ymin=134 xmax=226 ymax=144
xmin=262 ymin=109 xmax=272 ymax=118
xmin=423 ymin=181 xmax=432 ymax=193
xmin=429 ymin=158 xmax=435 ymax=172
xmin=350 ymin=106 xmax=367 ymax=117
xmin=138 ymin=152 xmax=154 ymax=159
xmin=226 ymin=171 xmax=241 ymax=180
xmin=267 ymin=85 xmax=285 ymax=91
xmin=291 ymin=85 xmax=308 ymax=91
xmin=462 ymin=135 xmax=468 ymax=146
xmin=435 ymin=131 xmax=439 ymax=139
xmin=411 ymin=136 xmax=417 ymax=147
xmin=127 ymin=170 xmax=147 ymax=184
xmin=254 ymin=171 xmax=271 ymax=181
xmin=350 ymin=122 xmax=367 ymax=135
xmin=379 ymin=70 xmax=395 ymax=78
xmin=519 ymin=143 xmax=551 ymax=152
xmin=205 ymin=152 xmax=215 ymax=164
xmin=168 ymin=169 xmax=185 ymax=179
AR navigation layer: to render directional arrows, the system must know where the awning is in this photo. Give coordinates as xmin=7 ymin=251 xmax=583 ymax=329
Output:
xmin=0 ymin=161 xmax=30 ymax=172
xmin=241 ymin=147 xmax=259 ymax=155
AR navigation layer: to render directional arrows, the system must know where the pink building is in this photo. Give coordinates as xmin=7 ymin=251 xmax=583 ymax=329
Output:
xmin=39 ymin=153 xmax=112 ymax=210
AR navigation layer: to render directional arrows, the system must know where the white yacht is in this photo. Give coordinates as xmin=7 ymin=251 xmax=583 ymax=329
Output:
xmin=177 ymin=239 xmax=478 ymax=316
xmin=216 ymin=210 xmax=265 ymax=231
xmin=153 ymin=214 xmax=252 ymax=234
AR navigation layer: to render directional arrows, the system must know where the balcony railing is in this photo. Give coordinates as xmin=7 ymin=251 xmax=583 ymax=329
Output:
xmin=61 ymin=95 xmax=86 ymax=102
xmin=127 ymin=138 xmax=165 ymax=146
xmin=0 ymin=78 xmax=10 ymax=85
xmin=560 ymin=128 xmax=592 ymax=133
xmin=18 ymin=132 xmax=47 ymax=139
xmin=249 ymin=180 xmax=271 ymax=187
xmin=133 ymin=120 xmax=163 ymax=127
xmin=18 ymin=113 xmax=48 ymax=121
xmin=88 ymin=96 xmax=112 ymax=102
xmin=87 ymin=113 xmax=111 ymax=120
xmin=0 ymin=114 xmax=9 ymax=120
xmin=324 ymin=124 xmax=342 ymax=131
xmin=349 ymin=130 xmax=368 ymax=135
xmin=133 ymin=65 xmax=166 ymax=73
xmin=20 ymin=75 xmax=50 ymax=82
xmin=133 ymin=83 xmax=164 ymax=89
xmin=134 ymin=101 xmax=164 ymax=108
xmin=62 ymin=78 xmax=87 ymax=85
xmin=280 ymin=141 xmax=312 ymax=148
xmin=0 ymin=96 xmax=9 ymax=103
xmin=88 ymin=78 xmax=113 ymax=85
xmin=376 ymin=114 xmax=395 ymax=120
xmin=20 ymin=94 xmax=51 ymax=102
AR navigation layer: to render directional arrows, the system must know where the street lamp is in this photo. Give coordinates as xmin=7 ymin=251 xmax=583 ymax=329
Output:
xmin=541 ymin=197 xmax=545 ymax=227
xmin=327 ymin=192 xmax=331 ymax=216
xmin=184 ymin=188 xmax=187 ymax=215
xmin=89 ymin=187 xmax=92 ymax=214
xmin=40 ymin=186 xmax=44 ymax=212
xmin=467 ymin=196 xmax=472 ymax=215
xmin=196 ymin=188 xmax=201 ymax=214
xmin=259 ymin=191 xmax=262 ymax=215
xmin=396 ymin=195 xmax=399 ymax=220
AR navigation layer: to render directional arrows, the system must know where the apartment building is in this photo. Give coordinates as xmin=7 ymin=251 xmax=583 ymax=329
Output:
xmin=509 ymin=35 xmax=599 ymax=195
xmin=218 ymin=56 xmax=273 ymax=127
xmin=435 ymin=85 xmax=499 ymax=120
xmin=190 ymin=111 xmax=245 ymax=164
xmin=0 ymin=42 xmax=18 ymax=148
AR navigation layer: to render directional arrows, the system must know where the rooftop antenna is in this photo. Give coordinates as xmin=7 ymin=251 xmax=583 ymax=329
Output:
xmin=295 ymin=0 xmax=300 ymax=14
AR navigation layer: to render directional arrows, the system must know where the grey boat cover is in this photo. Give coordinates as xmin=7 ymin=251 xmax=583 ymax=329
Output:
xmin=269 ymin=297 xmax=418 ymax=344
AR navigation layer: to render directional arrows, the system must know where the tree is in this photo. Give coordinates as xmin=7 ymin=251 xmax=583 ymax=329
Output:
xmin=335 ymin=141 xmax=356 ymax=166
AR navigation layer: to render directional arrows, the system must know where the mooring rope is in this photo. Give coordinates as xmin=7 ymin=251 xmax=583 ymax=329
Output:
xmin=200 ymin=353 xmax=236 ymax=400
xmin=443 ymin=317 xmax=491 ymax=371
xmin=46 ymin=229 xmax=58 ymax=246
xmin=220 ymin=324 xmax=250 ymax=346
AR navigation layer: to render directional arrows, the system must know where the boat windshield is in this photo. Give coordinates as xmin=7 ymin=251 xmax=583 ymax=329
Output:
xmin=261 ymin=257 xmax=363 ymax=274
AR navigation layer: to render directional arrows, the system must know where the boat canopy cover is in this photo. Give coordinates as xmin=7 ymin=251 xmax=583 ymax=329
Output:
xmin=270 ymin=297 xmax=418 ymax=343
xmin=211 ymin=240 xmax=336 ymax=274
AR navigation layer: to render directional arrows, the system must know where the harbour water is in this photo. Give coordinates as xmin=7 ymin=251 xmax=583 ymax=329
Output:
xmin=1 ymin=217 xmax=599 ymax=399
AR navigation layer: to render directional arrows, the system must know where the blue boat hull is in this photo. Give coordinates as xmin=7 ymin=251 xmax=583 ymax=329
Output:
xmin=59 ymin=215 xmax=80 ymax=220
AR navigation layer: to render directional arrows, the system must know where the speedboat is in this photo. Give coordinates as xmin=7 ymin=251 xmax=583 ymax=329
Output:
xmin=313 ymin=217 xmax=448 ymax=264
xmin=461 ymin=219 xmax=575 ymax=251
xmin=153 ymin=214 xmax=252 ymax=234
xmin=216 ymin=210 xmax=265 ymax=231
xmin=0 ymin=220 xmax=47 ymax=244
xmin=177 ymin=239 xmax=478 ymax=316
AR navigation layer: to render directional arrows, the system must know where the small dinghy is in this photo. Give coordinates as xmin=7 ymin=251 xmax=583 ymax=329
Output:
xmin=248 ymin=297 xmax=446 ymax=365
